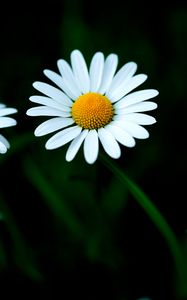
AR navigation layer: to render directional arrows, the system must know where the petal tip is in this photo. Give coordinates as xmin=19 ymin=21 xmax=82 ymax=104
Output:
xmin=34 ymin=129 xmax=41 ymax=137
xmin=85 ymin=158 xmax=97 ymax=165
xmin=43 ymin=69 xmax=50 ymax=75
xmin=12 ymin=119 xmax=17 ymax=126
xmin=65 ymin=155 xmax=73 ymax=162
xmin=154 ymin=90 xmax=159 ymax=96
xmin=45 ymin=142 xmax=51 ymax=150
xmin=32 ymin=81 xmax=39 ymax=88
xmin=70 ymin=49 xmax=82 ymax=59
xmin=26 ymin=109 xmax=32 ymax=116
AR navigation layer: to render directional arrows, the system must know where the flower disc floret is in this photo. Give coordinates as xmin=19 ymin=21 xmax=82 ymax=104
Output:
xmin=72 ymin=92 xmax=114 ymax=129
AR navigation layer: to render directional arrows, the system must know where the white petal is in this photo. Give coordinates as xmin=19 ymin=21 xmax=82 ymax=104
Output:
xmin=106 ymin=61 xmax=137 ymax=97
xmin=66 ymin=129 xmax=88 ymax=162
xmin=116 ymin=101 xmax=158 ymax=114
xmin=113 ymin=120 xmax=149 ymax=139
xmin=0 ymin=117 xmax=17 ymax=128
xmin=57 ymin=59 xmax=81 ymax=98
xmin=57 ymin=59 xmax=74 ymax=77
xmin=43 ymin=69 xmax=64 ymax=89
xmin=0 ymin=104 xmax=6 ymax=108
xmin=70 ymin=50 xmax=90 ymax=93
xmin=0 ymin=134 xmax=10 ymax=148
xmin=45 ymin=125 xmax=82 ymax=150
xmin=0 ymin=141 xmax=7 ymax=154
xmin=98 ymin=127 xmax=121 ymax=159
xmin=89 ymin=52 xmax=104 ymax=92
xmin=105 ymin=124 xmax=135 ymax=147
xmin=59 ymin=78 xmax=81 ymax=100
xmin=29 ymin=96 xmax=71 ymax=111
xmin=26 ymin=106 xmax=70 ymax=117
xmin=34 ymin=117 xmax=74 ymax=136
xmin=83 ymin=130 xmax=99 ymax=164
xmin=108 ymin=74 xmax=148 ymax=102
xmin=114 ymin=89 xmax=159 ymax=109
xmin=114 ymin=113 xmax=156 ymax=125
xmin=0 ymin=108 xmax=17 ymax=117
xmin=98 ymin=54 xmax=118 ymax=94
xmin=33 ymin=82 xmax=72 ymax=106
xmin=44 ymin=69 xmax=80 ymax=100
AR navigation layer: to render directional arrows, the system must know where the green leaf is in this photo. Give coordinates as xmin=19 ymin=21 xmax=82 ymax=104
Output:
xmin=0 ymin=194 xmax=41 ymax=280
xmin=23 ymin=157 xmax=86 ymax=239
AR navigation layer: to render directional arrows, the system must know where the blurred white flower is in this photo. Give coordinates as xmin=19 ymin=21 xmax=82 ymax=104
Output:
xmin=0 ymin=103 xmax=17 ymax=154
xmin=27 ymin=50 xmax=158 ymax=164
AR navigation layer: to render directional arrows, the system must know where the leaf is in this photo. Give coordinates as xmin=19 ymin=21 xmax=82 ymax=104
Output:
xmin=23 ymin=157 xmax=86 ymax=239
xmin=0 ymin=193 xmax=41 ymax=280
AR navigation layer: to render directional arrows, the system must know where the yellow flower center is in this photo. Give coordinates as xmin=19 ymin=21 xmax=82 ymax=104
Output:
xmin=71 ymin=92 xmax=114 ymax=130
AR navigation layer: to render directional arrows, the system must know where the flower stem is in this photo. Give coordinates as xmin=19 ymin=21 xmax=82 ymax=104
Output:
xmin=99 ymin=154 xmax=187 ymax=298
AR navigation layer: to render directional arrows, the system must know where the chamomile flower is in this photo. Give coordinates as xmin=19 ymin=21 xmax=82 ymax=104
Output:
xmin=26 ymin=50 xmax=158 ymax=164
xmin=0 ymin=103 xmax=17 ymax=154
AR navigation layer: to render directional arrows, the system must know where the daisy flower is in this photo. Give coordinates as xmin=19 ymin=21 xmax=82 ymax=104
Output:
xmin=0 ymin=103 xmax=17 ymax=154
xmin=26 ymin=50 xmax=158 ymax=164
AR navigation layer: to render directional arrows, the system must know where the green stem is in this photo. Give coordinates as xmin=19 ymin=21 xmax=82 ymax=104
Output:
xmin=100 ymin=154 xmax=187 ymax=297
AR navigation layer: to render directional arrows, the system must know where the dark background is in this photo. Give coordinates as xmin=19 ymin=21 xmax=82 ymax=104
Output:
xmin=0 ymin=0 xmax=187 ymax=299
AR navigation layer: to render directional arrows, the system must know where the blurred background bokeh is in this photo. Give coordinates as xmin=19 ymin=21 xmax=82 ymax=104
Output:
xmin=0 ymin=0 xmax=187 ymax=299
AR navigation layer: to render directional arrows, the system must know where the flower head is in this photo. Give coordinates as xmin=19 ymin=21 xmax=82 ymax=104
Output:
xmin=0 ymin=103 xmax=17 ymax=154
xmin=26 ymin=50 xmax=158 ymax=164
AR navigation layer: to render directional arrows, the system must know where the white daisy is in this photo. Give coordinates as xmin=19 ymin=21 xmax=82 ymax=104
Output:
xmin=0 ymin=103 xmax=17 ymax=154
xmin=26 ymin=50 xmax=158 ymax=164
